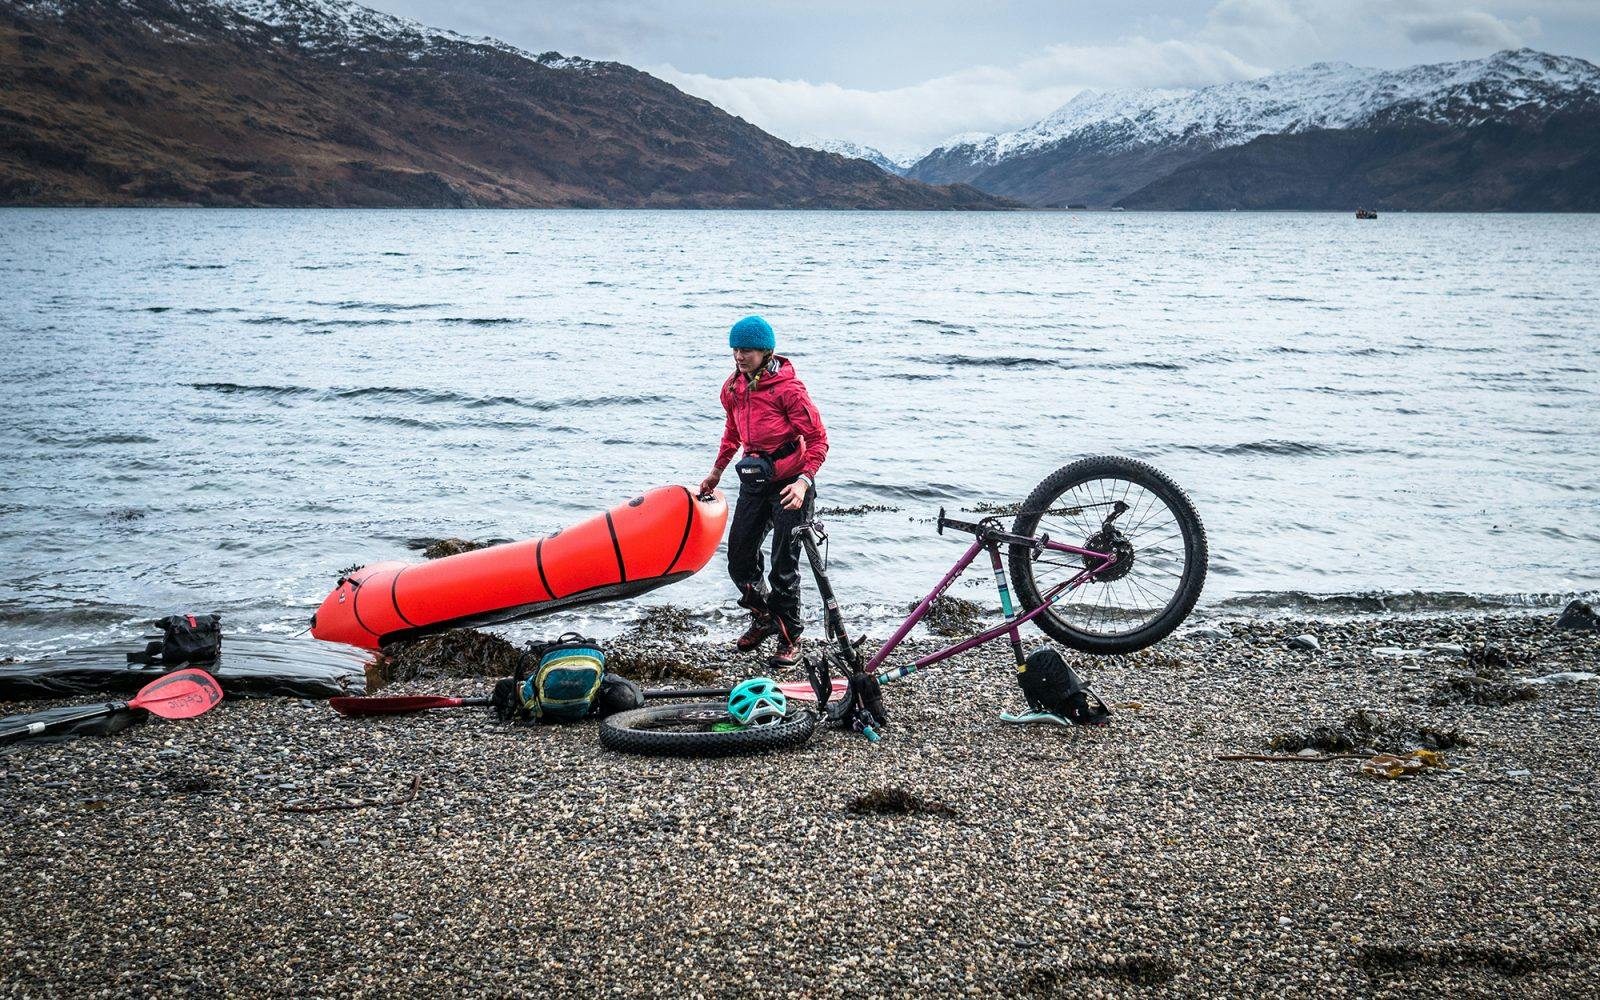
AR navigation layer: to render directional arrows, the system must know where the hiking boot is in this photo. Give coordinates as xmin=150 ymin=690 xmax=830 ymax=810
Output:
xmin=769 ymin=637 xmax=802 ymax=668
xmin=735 ymin=616 xmax=778 ymax=652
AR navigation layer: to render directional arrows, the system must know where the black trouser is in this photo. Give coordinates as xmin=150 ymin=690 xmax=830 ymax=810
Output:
xmin=728 ymin=476 xmax=814 ymax=641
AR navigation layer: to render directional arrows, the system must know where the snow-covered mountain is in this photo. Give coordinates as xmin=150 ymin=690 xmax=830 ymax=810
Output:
xmin=793 ymin=138 xmax=914 ymax=175
xmin=906 ymin=49 xmax=1600 ymax=208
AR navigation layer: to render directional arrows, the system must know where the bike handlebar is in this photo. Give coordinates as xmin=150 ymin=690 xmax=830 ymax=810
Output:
xmin=936 ymin=507 xmax=984 ymax=536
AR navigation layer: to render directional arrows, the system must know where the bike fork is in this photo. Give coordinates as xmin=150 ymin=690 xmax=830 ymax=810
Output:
xmin=797 ymin=524 xmax=854 ymax=664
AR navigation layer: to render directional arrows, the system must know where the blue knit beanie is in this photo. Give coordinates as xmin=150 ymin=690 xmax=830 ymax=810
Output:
xmin=729 ymin=315 xmax=775 ymax=351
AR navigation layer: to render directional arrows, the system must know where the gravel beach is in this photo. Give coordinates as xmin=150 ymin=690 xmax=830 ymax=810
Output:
xmin=2 ymin=613 xmax=1597 ymax=998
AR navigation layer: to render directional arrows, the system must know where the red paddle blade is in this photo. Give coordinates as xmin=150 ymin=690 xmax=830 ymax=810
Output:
xmin=778 ymin=678 xmax=847 ymax=702
xmin=328 ymin=695 xmax=477 ymax=716
xmin=129 ymin=668 xmax=224 ymax=720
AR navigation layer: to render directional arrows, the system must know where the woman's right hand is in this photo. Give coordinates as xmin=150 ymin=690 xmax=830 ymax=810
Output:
xmin=697 ymin=469 xmax=722 ymax=498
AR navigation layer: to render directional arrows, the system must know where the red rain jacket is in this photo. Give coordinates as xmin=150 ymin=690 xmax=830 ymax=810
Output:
xmin=715 ymin=355 xmax=828 ymax=482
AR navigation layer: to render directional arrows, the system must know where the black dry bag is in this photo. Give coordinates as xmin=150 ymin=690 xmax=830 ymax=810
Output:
xmin=127 ymin=614 xmax=222 ymax=668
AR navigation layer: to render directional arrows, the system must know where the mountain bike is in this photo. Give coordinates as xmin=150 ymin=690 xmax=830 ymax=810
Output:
xmin=599 ymin=456 xmax=1207 ymax=756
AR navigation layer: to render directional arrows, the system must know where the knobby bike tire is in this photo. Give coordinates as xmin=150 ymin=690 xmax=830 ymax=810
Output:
xmin=1009 ymin=455 xmax=1207 ymax=655
xmin=598 ymin=702 xmax=818 ymax=757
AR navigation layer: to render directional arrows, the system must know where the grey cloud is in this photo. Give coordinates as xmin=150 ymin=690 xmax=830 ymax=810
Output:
xmin=1401 ymin=10 xmax=1529 ymax=47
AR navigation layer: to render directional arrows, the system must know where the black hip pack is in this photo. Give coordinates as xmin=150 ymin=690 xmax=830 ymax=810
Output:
xmin=735 ymin=440 xmax=799 ymax=493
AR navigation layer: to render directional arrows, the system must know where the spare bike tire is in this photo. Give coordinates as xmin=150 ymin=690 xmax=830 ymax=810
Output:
xmin=598 ymin=701 xmax=817 ymax=757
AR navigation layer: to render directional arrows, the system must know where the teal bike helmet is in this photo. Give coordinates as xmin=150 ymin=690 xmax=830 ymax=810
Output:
xmin=727 ymin=677 xmax=787 ymax=727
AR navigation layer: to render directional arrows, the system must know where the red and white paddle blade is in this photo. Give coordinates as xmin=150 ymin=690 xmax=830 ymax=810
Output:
xmin=328 ymin=695 xmax=468 ymax=717
xmin=129 ymin=669 xmax=224 ymax=720
xmin=777 ymin=677 xmax=848 ymax=702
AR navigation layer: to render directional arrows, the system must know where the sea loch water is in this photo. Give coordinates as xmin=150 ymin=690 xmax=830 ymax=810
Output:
xmin=1 ymin=209 xmax=1595 ymax=655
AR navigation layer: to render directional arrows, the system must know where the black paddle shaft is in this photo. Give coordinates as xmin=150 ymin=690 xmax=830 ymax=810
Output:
xmin=0 ymin=701 xmax=128 ymax=745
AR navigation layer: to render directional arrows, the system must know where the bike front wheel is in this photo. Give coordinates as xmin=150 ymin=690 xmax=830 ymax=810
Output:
xmin=598 ymin=702 xmax=818 ymax=757
xmin=1008 ymin=455 xmax=1207 ymax=655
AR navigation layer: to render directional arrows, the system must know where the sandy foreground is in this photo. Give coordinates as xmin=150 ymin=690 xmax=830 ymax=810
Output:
xmin=2 ymin=613 xmax=1597 ymax=998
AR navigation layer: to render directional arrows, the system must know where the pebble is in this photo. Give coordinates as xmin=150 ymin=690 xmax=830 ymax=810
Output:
xmin=0 ymin=611 xmax=1593 ymax=996
xmin=1288 ymin=634 xmax=1320 ymax=652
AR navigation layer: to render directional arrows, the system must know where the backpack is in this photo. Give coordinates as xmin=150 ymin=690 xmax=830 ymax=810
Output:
xmin=1017 ymin=645 xmax=1109 ymax=725
xmin=516 ymin=633 xmax=606 ymax=722
xmin=126 ymin=614 xmax=223 ymax=668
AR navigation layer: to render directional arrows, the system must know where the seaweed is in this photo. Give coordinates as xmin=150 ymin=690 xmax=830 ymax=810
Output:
xmin=1268 ymin=709 xmax=1467 ymax=754
xmin=914 ymin=595 xmax=988 ymax=638
xmin=601 ymin=605 xmax=717 ymax=683
xmin=1356 ymin=941 xmax=1541 ymax=976
xmin=1015 ymin=953 xmax=1177 ymax=991
xmin=815 ymin=504 xmax=901 ymax=516
xmin=1430 ymin=674 xmax=1538 ymax=707
xmin=847 ymin=787 xmax=958 ymax=818
xmin=1464 ymin=642 xmax=1537 ymax=674
xmin=965 ymin=500 xmax=1024 ymax=517
xmin=603 ymin=649 xmax=716 ymax=685
xmin=408 ymin=537 xmax=511 ymax=559
xmin=618 ymin=605 xmax=707 ymax=641
xmin=374 ymin=628 xmax=531 ymax=686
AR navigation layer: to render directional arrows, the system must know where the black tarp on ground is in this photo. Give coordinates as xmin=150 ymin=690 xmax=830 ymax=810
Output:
xmin=0 ymin=633 xmax=368 ymax=700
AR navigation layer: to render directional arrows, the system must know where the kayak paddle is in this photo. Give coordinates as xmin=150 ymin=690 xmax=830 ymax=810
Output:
xmin=329 ymin=695 xmax=491 ymax=716
xmin=0 ymin=668 xmax=224 ymax=745
xmin=328 ymin=677 xmax=847 ymax=717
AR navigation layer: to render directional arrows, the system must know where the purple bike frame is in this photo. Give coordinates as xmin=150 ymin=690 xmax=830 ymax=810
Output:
xmin=864 ymin=532 xmax=1114 ymax=688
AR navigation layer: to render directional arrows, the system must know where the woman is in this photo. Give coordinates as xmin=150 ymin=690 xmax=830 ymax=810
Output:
xmin=698 ymin=315 xmax=829 ymax=667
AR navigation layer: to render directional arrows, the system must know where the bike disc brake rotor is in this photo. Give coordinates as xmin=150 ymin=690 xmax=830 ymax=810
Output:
xmin=1082 ymin=526 xmax=1135 ymax=582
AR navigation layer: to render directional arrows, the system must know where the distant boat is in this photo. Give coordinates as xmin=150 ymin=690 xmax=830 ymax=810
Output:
xmin=1356 ymin=208 xmax=1378 ymax=219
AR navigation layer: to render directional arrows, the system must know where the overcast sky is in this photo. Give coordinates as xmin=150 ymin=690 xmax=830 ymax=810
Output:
xmin=372 ymin=0 xmax=1600 ymax=157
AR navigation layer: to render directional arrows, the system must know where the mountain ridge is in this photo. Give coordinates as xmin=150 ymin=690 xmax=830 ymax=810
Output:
xmin=904 ymin=48 xmax=1600 ymax=209
xmin=0 ymin=0 xmax=1013 ymax=208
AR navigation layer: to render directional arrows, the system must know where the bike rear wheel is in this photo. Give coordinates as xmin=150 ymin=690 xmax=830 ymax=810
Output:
xmin=1008 ymin=455 xmax=1207 ymax=654
xmin=598 ymin=701 xmax=818 ymax=757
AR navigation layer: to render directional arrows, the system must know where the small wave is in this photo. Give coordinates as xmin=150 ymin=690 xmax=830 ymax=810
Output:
xmin=356 ymin=414 xmax=443 ymax=430
xmin=438 ymin=317 xmax=522 ymax=326
xmin=30 ymin=432 xmax=159 ymax=447
xmin=140 ymin=306 xmax=172 ymax=313
xmin=192 ymin=382 xmax=316 ymax=398
xmin=1183 ymin=440 xmax=1338 ymax=458
xmin=308 ymin=301 xmax=446 ymax=312
xmin=923 ymin=354 xmax=1061 ymax=369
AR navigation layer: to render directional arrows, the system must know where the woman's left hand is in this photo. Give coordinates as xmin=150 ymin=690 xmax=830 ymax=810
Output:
xmin=779 ymin=480 xmax=809 ymax=510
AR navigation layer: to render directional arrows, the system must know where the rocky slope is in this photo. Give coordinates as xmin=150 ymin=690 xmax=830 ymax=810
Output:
xmin=0 ymin=0 xmax=1009 ymax=208
xmin=905 ymin=49 xmax=1600 ymax=209
xmin=1120 ymin=114 xmax=1600 ymax=212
